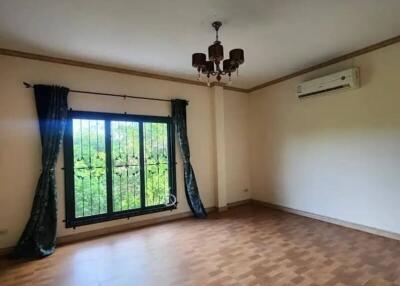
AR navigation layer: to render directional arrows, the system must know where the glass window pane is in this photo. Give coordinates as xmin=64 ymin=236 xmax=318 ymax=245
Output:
xmin=143 ymin=122 xmax=170 ymax=207
xmin=111 ymin=121 xmax=141 ymax=212
xmin=72 ymin=119 xmax=107 ymax=218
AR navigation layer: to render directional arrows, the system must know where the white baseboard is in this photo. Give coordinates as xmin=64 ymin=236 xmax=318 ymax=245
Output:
xmin=252 ymin=200 xmax=400 ymax=241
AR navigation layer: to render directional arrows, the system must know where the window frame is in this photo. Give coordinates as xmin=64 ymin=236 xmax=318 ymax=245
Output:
xmin=64 ymin=110 xmax=177 ymax=228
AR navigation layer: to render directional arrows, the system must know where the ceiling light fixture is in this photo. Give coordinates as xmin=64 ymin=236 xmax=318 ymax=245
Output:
xmin=192 ymin=21 xmax=244 ymax=86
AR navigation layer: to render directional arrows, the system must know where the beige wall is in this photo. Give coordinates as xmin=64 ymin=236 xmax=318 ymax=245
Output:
xmin=249 ymin=43 xmax=400 ymax=234
xmin=0 ymin=55 xmax=250 ymax=248
xmin=224 ymin=90 xmax=251 ymax=203
xmin=2 ymin=41 xmax=398 ymax=250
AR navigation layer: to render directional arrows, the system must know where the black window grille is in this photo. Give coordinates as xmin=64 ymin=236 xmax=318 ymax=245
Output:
xmin=64 ymin=111 xmax=177 ymax=227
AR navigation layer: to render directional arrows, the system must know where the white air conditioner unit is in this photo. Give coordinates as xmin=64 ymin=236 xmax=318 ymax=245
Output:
xmin=297 ymin=68 xmax=360 ymax=98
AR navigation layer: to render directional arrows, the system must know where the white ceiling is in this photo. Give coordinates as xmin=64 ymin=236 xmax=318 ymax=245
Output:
xmin=1 ymin=0 xmax=400 ymax=89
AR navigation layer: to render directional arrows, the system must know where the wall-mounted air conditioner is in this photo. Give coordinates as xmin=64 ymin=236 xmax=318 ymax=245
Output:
xmin=297 ymin=68 xmax=360 ymax=98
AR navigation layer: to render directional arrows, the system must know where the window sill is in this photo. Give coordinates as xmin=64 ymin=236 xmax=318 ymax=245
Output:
xmin=65 ymin=204 xmax=178 ymax=228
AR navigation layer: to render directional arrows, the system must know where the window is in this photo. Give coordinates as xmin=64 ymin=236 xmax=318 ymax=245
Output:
xmin=64 ymin=111 xmax=176 ymax=227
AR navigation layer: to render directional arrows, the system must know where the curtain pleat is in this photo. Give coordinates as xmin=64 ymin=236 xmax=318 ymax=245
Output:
xmin=172 ymin=99 xmax=207 ymax=218
xmin=12 ymin=85 xmax=69 ymax=258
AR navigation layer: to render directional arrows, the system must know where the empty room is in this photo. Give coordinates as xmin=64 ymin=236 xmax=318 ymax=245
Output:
xmin=1 ymin=1 xmax=400 ymax=285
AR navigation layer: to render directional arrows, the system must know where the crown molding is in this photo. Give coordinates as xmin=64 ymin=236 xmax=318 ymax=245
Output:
xmin=0 ymin=48 xmax=249 ymax=93
xmin=2 ymin=34 xmax=400 ymax=95
xmin=209 ymin=81 xmax=248 ymax=93
xmin=248 ymin=34 xmax=400 ymax=93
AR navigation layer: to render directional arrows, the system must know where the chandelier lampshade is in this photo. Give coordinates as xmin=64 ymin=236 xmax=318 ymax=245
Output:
xmin=202 ymin=61 xmax=215 ymax=74
xmin=192 ymin=53 xmax=206 ymax=68
xmin=223 ymin=59 xmax=236 ymax=72
xmin=192 ymin=21 xmax=244 ymax=85
xmin=229 ymin=49 xmax=245 ymax=65
xmin=208 ymin=42 xmax=224 ymax=62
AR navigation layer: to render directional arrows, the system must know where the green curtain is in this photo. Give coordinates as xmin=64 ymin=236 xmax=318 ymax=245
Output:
xmin=12 ymin=85 xmax=69 ymax=258
xmin=171 ymin=99 xmax=207 ymax=218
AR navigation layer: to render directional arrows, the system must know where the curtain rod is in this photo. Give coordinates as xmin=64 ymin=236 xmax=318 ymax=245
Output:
xmin=23 ymin=82 xmax=185 ymax=103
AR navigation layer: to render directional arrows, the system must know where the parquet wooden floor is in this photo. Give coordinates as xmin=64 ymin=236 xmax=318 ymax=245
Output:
xmin=1 ymin=205 xmax=399 ymax=286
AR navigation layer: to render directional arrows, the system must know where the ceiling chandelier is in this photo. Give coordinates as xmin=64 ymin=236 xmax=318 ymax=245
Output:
xmin=192 ymin=21 xmax=244 ymax=86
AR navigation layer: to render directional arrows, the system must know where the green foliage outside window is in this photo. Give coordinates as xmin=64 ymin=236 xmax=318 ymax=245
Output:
xmin=72 ymin=119 xmax=170 ymax=218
